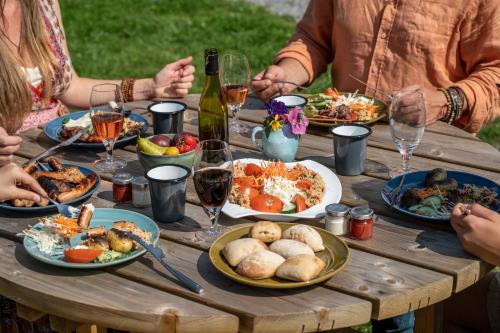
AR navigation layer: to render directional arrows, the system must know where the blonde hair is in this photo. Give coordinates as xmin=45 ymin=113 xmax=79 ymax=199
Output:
xmin=0 ymin=0 xmax=58 ymax=133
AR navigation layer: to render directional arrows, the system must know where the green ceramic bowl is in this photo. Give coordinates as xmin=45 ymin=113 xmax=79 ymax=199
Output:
xmin=209 ymin=223 xmax=350 ymax=289
xmin=137 ymin=134 xmax=195 ymax=171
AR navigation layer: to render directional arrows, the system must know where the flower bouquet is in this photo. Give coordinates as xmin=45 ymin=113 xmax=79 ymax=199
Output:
xmin=251 ymin=100 xmax=309 ymax=162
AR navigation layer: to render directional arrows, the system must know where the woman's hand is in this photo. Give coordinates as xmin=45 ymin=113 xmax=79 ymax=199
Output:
xmin=451 ymin=203 xmax=500 ymax=266
xmin=0 ymin=127 xmax=22 ymax=166
xmin=0 ymin=163 xmax=47 ymax=203
xmin=152 ymin=56 xmax=195 ymax=98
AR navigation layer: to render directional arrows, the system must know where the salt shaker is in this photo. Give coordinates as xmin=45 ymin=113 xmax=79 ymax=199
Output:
xmin=132 ymin=176 xmax=151 ymax=208
xmin=324 ymin=203 xmax=350 ymax=235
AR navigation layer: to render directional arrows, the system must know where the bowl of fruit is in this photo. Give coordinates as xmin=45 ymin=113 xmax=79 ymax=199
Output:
xmin=136 ymin=133 xmax=198 ymax=171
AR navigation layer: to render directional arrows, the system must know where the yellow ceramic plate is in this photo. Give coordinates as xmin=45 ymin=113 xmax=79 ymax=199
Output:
xmin=209 ymin=223 xmax=350 ymax=289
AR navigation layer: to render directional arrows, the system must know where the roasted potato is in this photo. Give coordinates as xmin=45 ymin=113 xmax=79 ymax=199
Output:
xmin=106 ymin=228 xmax=134 ymax=253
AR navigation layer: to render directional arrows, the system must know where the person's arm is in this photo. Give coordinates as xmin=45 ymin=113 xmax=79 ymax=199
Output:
xmin=451 ymin=1 xmax=500 ymax=133
xmin=251 ymin=0 xmax=333 ymax=101
xmin=51 ymin=1 xmax=195 ymax=109
xmin=451 ymin=203 xmax=500 ymax=266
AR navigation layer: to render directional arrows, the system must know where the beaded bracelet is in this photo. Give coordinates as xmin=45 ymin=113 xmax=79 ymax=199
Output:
xmin=449 ymin=86 xmax=466 ymax=121
xmin=438 ymin=88 xmax=452 ymax=122
xmin=120 ymin=78 xmax=136 ymax=103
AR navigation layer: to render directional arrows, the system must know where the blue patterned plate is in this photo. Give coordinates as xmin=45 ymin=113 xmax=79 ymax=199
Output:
xmin=381 ymin=170 xmax=499 ymax=223
xmin=44 ymin=111 xmax=148 ymax=149
xmin=23 ymin=208 xmax=159 ymax=268
xmin=0 ymin=163 xmax=100 ymax=215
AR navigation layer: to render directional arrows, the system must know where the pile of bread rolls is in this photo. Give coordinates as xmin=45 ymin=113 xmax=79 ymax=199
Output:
xmin=222 ymin=221 xmax=327 ymax=282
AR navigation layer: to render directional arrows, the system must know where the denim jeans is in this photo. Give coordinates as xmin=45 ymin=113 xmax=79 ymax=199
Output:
xmin=372 ymin=311 xmax=415 ymax=333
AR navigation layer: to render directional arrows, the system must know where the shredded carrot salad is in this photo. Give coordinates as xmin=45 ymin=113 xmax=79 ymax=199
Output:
xmin=230 ymin=161 xmax=325 ymax=212
xmin=50 ymin=216 xmax=83 ymax=238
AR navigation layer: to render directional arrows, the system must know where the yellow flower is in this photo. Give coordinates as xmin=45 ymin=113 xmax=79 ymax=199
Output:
xmin=270 ymin=114 xmax=281 ymax=131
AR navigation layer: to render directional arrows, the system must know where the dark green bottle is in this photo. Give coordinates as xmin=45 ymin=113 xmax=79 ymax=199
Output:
xmin=198 ymin=48 xmax=229 ymax=143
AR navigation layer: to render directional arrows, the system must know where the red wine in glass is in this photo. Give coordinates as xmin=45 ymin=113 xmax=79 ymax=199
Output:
xmin=193 ymin=167 xmax=233 ymax=208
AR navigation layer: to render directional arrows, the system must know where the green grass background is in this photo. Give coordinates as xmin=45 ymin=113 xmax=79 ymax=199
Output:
xmin=59 ymin=0 xmax=499 ymax=148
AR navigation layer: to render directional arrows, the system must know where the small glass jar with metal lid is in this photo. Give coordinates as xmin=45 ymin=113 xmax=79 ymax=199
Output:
xmin=324 ymin=203 xmax=350 ymax=235
xmin=132 ymin=176 xmax=151 ymax=208
xmin=112 ymin=172 xmax=133 ymax=203
xmin=349 ymin=206 xmax=374 ymax=240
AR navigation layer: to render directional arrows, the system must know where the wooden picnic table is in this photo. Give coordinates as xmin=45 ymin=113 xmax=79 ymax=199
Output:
xmin=1 ymin=94 xmax=499 ymax=333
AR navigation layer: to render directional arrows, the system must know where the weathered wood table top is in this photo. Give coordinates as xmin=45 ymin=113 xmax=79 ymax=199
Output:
xmin=1 ymin=94 xmax=498 ymax=333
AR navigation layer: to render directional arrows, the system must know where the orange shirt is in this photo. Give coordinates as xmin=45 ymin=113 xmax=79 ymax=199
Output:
xmin=275 ymin=0 xmax=500 ymax=133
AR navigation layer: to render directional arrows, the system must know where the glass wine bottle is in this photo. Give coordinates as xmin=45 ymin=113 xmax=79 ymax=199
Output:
xmin=198 ymin=48 xmax=229 ymax=142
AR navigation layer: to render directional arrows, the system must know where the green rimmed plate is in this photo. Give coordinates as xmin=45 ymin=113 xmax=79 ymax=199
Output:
xmin=209 ymin=223 xmax=350 ymax=289
xmin=23 ymin=208 xmax=160 ymax=269
xmin=306 ymin=93 xmax=387 ymax=128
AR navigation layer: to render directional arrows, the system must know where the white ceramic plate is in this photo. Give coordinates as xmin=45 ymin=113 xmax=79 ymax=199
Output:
xmin=222 ymin=158 xmax=342 ymax=221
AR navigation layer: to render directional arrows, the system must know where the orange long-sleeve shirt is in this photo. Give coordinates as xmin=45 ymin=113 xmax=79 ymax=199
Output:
xmin=275 ymin=0 xmax=500 ymax=133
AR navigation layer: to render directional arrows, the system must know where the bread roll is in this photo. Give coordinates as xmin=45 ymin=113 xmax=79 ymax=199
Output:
xmin=282 ymin=225 xmax=325 ymax=252
xmin=249 ymin=221 xmax=281 ymax=243
xmin=269 ymin=239 xmax=314 ymax=259
xmin=222 ymin=238 xmax=268 ymax=267
xmin=236 ymin=250 xmax=285 ymax=279
xmin=276 ymin=254 xmax=326 ymax=282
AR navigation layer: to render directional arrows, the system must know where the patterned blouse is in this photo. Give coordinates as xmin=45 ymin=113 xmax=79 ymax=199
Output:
xmin=18 ymin=0 xmax=72 ymax=132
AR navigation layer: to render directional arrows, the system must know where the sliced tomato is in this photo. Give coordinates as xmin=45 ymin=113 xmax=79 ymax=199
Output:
xmin=250 ymin=194 xmax=283 ymax=213
xmin=296 ymin=180 xmax=312 ymax=190
xmin=244 ymin=163 xmax=263 ymax=177
xmin=239 ymin=185 xmax=259 ymax=200
xmin=64 ymin=248 xmax=103 ymax=264
xmin=294 ymin=194 xmax=308 ymax=213
xmin=349 ymin=112 xmax=359 ymax=121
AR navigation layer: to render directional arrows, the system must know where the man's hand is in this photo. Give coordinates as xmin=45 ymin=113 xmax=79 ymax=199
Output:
xmin=451 ymin=203 xmax=500 ymax=266
xmin=0 ymin=127 xmax=22 ymax=166
xmin=394 ymin=85 xmax=447 ymax=126
xmin=0 ymin=163 xmax=47 ymax=204
xmin=251 ymin=65 xmax=292 ymax=101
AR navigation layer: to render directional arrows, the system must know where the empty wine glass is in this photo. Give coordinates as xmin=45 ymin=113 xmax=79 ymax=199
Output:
xmin=193 ymin=140 xmax=233 ymax=241
xmin=220 ymin=52 xmax=250 ymax=134
xmin=90 ymin=84 xmax=126 ymax=172
xmin=389 ymin=90 xmax=426 ymax=176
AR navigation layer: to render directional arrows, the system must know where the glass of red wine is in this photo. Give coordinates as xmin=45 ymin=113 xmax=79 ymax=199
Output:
xmin=90 ymin=84 xmax=126 ymax=172
xmin=193 ymin=139 xmax=233 ymax=240
xmin=220 ymin=51 xmax=250 ymax=134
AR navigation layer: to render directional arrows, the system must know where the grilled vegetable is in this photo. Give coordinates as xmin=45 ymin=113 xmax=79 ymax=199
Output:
xmin=425 ymin=168 xmax=447 ymax=186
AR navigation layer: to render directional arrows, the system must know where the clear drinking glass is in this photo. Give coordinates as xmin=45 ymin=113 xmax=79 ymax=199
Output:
xmin=220 ymin=52 xmax=250 ymax=134
xmin=193 ymin=140 xmax=233 ymax=241
xmin=389 ymin=90 xmax=426 ymax=176
xmin=90 ymin=84 xmax=127 ymax=172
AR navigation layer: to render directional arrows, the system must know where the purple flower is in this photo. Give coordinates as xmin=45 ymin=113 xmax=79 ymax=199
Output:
xmin=265 ymin=100 xmax=288 ymax=118
xmin=287 ymin=107 xmax=309 ymax=135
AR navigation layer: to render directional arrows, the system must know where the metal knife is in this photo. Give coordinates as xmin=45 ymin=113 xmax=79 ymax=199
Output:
xmin=113 ymin=229 xmax=204 ymax=294
xmin=27 ymin=130 xmax=84 ymax=165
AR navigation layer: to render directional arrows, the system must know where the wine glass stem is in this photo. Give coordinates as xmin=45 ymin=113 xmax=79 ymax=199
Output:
xmin=103 ymin=139 xmax=115 ymax=162
xmin=402 ymin=149 xmax=410 ymax=173
xmin=229 ymin=105 xmax=240 ymax=126
xmin=206 ymin=207 xmax=221 ymax=231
